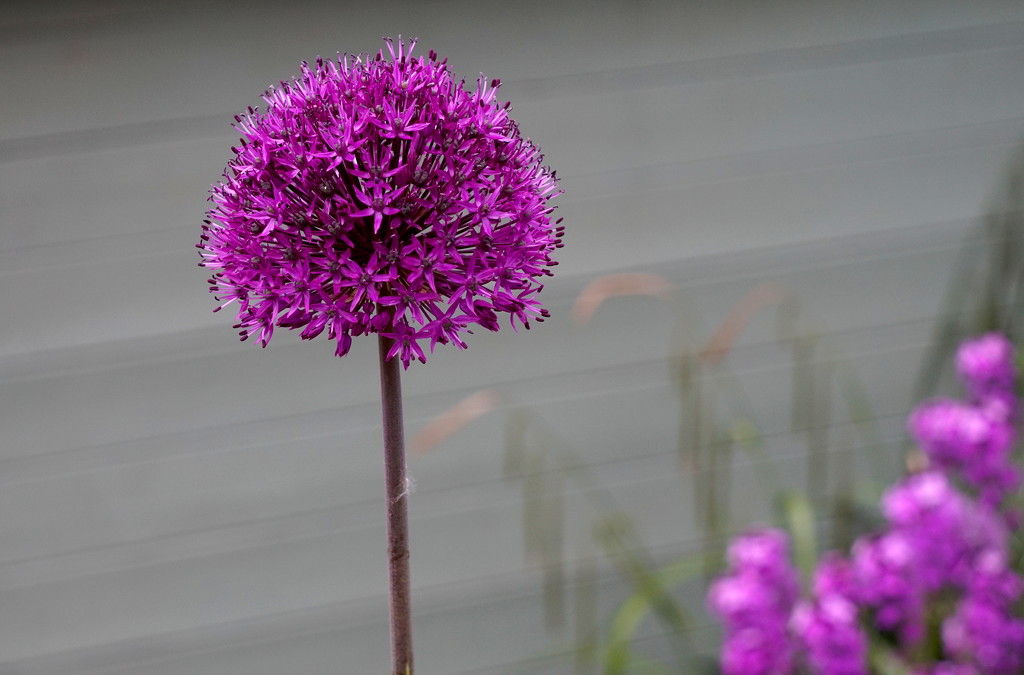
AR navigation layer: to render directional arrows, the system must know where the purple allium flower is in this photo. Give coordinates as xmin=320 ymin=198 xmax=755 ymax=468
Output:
xmin=956 ymin=333 xmax=1017 ymax=403
xmin=198 ymin=38 xmax=563 ymax=366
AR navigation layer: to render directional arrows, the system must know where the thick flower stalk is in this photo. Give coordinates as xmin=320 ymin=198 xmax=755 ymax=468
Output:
xmin=199 ymin=37 xmax=562 ymax=367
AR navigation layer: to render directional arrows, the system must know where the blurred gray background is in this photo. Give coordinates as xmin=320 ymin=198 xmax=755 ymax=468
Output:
xmin=2 ymin=0 xmax=1023 ymax=673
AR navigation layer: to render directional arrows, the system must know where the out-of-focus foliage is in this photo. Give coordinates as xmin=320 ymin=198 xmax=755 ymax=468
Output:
xmin=415 ymin=145 xmax=1024 ymax=675
xmin=490 ymin=277 xmax=895 ymax=673
xmin=916 ymin=147 xmax=1024 ymax=400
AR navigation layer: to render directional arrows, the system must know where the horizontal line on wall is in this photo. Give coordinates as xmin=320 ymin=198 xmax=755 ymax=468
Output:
xmin=0 ymin=113 xmax=233 ymax=163
xmin=1 ymin=114 xmax=1019 ymax=276
xmin=559 ymin=117 xmax=1024 ymax=204
xmin=0 ymin=212 xmax=996 ymax=391
xmin=0 ymin=315 xmax=949 ymax=589
xmin=0 ymin=488 xmax=848 ymax=675
xmin=0 ymin=546 xmax=643 ymax=674
xmin=0 ymin=297 xmax=931 ymax=492
xmin=512 ymin=20 xmax=1024 ymax=100
xmin=0 ymin=324 xmax=918 ymax=484
xmin=0 ymin=315 xmax=918 ymax=489
xmin=0 ymin=213 xmax=987 ymax=385
xmin=0 ymin=6 xmax=173 ymax=43
xmin=2 ymin=21 xmax=1021 ymax=163
xmin=461 ymin=623 xmax=723 ymax=675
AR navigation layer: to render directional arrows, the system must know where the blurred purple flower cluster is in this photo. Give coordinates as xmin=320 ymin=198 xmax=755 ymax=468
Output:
xmin=792 ymin=554 xmax=869 ymax=675
xmin=710 ymin=334 xmax=1023 ymax=674
xmin=707 ymin=529 xmax=800 ymax=674
xmin=909 ymin=333 xmax=1019 ymax=506
xmin=198 ymin=38 xmax=562 ymax=366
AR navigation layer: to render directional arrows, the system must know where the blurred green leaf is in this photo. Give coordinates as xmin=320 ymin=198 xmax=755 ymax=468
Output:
xmin=779 ymin=490 xmax=818 ymax=588
xmin=834 ymin=360 xmax=891 ymax=484
xmin=594 ymin=515 xmax=694 ymax=671
xmin=790 ymin=332 xmax=814 ymax=436
xmin=601 ymin=554 xmax=706 ymax=675
xmin=806 ymin=354 xmax=832 ymax=506
xmin=572 ymin=553 xmax=599 ymax=674
xmin=502 ymin=407 xmax=530 ymax=477
xmin=729 ymin=417 xmax=782 ymax=506
xmin=914 ymin=149 xmax=1024 ymax=401
xmin=602 ymin=588 xmax=652 ymax=674
xmin=522 ymin=448 xmax=546 ymax=565
xmin=868 ymin=643 xmax=911 ymax=675
xmin=541 ymin=469 xmax=566 ymax=630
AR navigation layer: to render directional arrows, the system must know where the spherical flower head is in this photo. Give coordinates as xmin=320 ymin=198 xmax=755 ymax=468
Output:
xmin=956 ymin=333 xmax=1016 ymax=401
xmin=198 ymin=38 xmax=563 ymax=367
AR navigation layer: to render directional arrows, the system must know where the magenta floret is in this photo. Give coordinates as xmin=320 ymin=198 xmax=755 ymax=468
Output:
xmin=956 ymin=333 xmax=1017 ymax=403
xmin=908 ymin=399 xmax=1019 ymax=506
xmin=198 ymin=38 xmax=562 ymax=366
xmin=708 ymin=529 xmax=799 ymax=675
